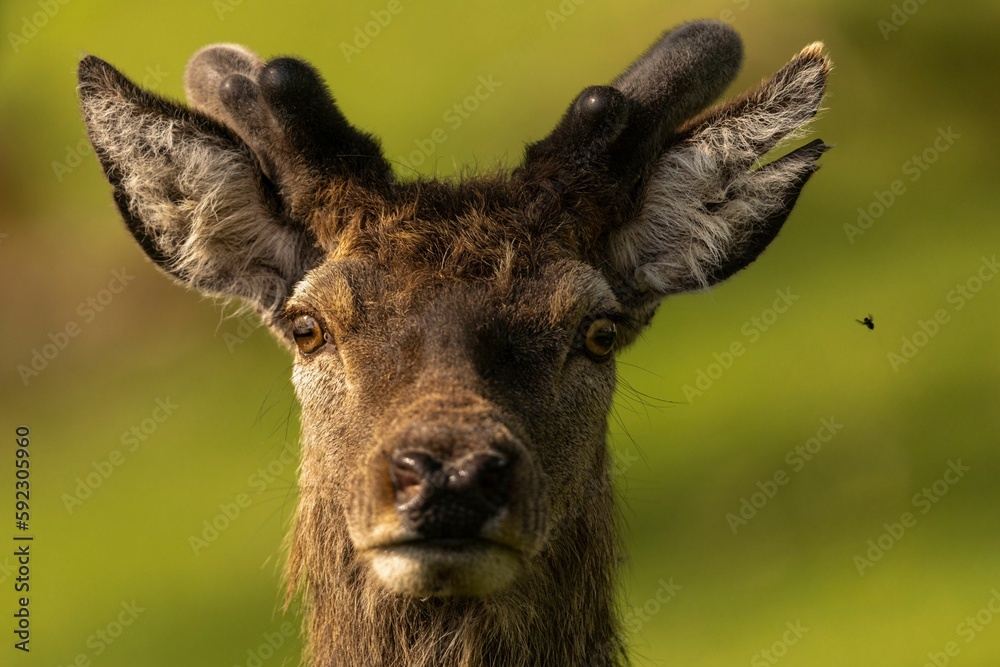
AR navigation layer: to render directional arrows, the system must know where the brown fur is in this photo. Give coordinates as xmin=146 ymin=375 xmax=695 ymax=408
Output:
xmin=78 ymin=20 xmax=830 ymax=666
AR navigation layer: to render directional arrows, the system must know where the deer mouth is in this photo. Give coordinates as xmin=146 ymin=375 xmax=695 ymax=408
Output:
xmin=365 ymin=538 xmax=524 ymax=597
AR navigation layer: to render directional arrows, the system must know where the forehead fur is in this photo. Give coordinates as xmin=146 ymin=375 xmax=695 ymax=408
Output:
xmin=290 ymin=251 xmax=619 ymax=334
xmin=312 ymin=174 xmax=600 ymax=283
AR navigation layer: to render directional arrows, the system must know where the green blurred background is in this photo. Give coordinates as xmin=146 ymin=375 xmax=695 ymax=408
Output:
xmin=1 ymin=0 xmax=998 ymax=665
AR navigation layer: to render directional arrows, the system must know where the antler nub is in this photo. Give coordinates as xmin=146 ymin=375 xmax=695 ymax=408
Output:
xmin=185 ymin=43 xmax=263 ymax=123
xmin=523 ymin=85 xmax=629 ymax=168
xmin=184 ymin=44 xmax=392 ymax=220
xmin=611 ymin=20 xmax=743 ymax=144
xmin=521 ymin=20 xmax=746 ymax=223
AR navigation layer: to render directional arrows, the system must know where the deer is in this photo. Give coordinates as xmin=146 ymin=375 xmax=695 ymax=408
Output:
xmin=77 ymin=19 xmax=830 ymax=667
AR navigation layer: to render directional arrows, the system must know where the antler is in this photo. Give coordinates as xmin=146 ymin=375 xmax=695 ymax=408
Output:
xmin=184 ymin=45 xmax=394 ymax=220
xmin=520 ymin=21 xmax=744 ymax=221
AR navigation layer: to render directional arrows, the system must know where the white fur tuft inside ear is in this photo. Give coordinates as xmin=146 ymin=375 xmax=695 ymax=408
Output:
xmin=609 ymin=44 xmax=830 ymax=297
xmin=80 ymin=58 xmax=312 ymax=314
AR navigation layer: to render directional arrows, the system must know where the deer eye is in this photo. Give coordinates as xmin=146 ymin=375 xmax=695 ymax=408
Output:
xmin=583 ymin=317 xmax=617 ymax=360
xmin=292 ymin=314 xmax=327 ymax=354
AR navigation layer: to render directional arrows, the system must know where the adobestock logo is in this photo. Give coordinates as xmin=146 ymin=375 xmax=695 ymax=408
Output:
xmin=339 ymin=0 xmax=410 ymax=63
xmin=750 ymin=620 xmax=809 ymax=666
xmin=888 ymin=255 xmax=997 ymax=372
xmin=727 ymin=418 xmax=843 ymax=534
xmin=395 ymin=75 xmax=501 ymax=173
xmin=853 ymin=459 xmax=969 ymax=576
xmin=921 ymin=588 xmax=1000 ymax=667
xmin=682 ymin=288 xmax=799 ymax=402
xmin=844 ymin=126 xmax=959 ymax=244
xmin=62 ymin=397 xmax=179 ymax=514
xmin=17 ymin=267 xmax=136 ymax=386
xmin=877 ymin=0 xmax=933 ymax=40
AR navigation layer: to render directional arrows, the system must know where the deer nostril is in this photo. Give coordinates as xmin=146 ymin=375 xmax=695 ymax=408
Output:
xmin=389 ymin=451 xmax=441 ymax=506
xmin=450 ymin=452 xmax=511 ymax=509
xmin=389 ymin=449 xmax=514 ymax=539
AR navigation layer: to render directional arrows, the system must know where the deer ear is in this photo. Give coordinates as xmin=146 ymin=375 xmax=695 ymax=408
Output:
xmin=605 ymin=44 xmax=830 ymax=320
xmin=78 ymin=55 xmax=317 ymax=319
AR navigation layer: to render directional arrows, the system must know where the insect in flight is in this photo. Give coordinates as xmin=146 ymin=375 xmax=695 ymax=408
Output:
xmin=856 ymin=314 xmax=875 ymax=330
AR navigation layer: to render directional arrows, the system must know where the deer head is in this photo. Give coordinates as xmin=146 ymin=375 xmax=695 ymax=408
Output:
xmin=78 ymin=20 xmax=829 ymax=666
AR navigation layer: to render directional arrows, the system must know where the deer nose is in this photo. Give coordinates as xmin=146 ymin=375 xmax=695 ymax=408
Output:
xmin=389 ymin=450 xmax=512 ymax=539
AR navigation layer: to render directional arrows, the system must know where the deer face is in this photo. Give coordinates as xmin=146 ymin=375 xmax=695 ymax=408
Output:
xmin=78 ymin=22 xmax=829 ymax=600
xmin=289 ymin=246 xmax=623 ymax=595
xmin=286 ymin=254 xmax=621 ymax=596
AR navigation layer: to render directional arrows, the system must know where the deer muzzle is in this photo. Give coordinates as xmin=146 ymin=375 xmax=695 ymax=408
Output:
xmin=348 ymin=410 xmax=548 ymax=597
